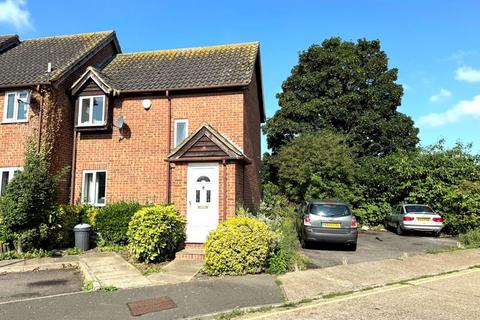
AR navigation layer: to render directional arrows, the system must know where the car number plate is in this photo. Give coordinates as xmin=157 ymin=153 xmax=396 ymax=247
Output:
xmin=323 ymin=223 xmax=341 ymax=228
xmin=417 ymin=218 xmax=430 ymax=222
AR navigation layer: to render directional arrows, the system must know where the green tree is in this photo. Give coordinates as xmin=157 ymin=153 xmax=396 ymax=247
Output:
xmin=0 ymin=142 xmax=66 ymax=251
xmin=264 ymin=37 xmax=419 ymax=157
xmin=271 ymin=131 xmax=362 ymax=204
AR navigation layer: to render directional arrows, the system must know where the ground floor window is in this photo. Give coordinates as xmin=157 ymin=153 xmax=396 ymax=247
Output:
xmin=82 ymin=170 xmax=107 ymax=206
xmin=0 ymin=167 xmax=22 ymax=196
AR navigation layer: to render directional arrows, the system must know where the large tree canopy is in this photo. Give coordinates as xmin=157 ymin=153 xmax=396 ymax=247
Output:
xmin=264 ymin=37 xmax=419 ymax=157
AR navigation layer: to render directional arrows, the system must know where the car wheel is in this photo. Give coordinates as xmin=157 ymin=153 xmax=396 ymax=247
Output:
xmin=396 ymin=224 xmax=404 ymax=235
xmin=300 ymin=238 xmax=309 ymax=249
xmin=383 ymin=220 xmax=389 ymax=230
xmin=433 ymin=231 xmax=441 ymax=238
xmin=348 ymin=242 xmax=357 ymax=251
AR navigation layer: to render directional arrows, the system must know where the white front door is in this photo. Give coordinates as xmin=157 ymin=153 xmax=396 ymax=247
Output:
xmin=186 ymin=163 xmax=219 ymax=243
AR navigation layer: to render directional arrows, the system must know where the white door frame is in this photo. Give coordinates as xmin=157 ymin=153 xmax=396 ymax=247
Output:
xmin=186 ymin=162 xmax=219 ymax=243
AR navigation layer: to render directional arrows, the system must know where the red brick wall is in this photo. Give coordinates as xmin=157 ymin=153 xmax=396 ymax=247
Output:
xmin=73 ymin=91 xmax=246 ymax=206
xmin=0 ymin=90 xmax=40 ymax=168
xmin=0 ymin=41 xmax=117 ymax=203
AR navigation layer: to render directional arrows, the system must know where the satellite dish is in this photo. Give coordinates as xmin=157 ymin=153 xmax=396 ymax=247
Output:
xmin=142 ymin=99 xmax=152 ymax=110
xmin=115 ymin=115 xmax=125 ymax=129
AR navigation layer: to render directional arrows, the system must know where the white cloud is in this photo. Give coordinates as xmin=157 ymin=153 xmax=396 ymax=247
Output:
xmin=429 ymin=88 xmax=452 ymax=103
xmin=418 ymin=95 xmax=480 ymax=127
xmin=0 ymin=0 xmax=32 ymax=30
xmin=455 ymin=66 xmax=480 ymax=83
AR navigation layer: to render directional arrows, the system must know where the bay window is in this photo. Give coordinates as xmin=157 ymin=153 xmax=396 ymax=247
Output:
xmin=77 ymin=96 xmax=105 ymax=126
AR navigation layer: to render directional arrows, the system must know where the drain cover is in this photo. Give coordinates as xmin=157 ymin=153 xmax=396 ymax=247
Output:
xmin=127 ymin=296 xmax=177 ymax=316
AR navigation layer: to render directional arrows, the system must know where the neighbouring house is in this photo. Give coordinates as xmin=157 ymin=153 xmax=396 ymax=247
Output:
xmin=0 ymin=31 xmax=264 ymax=244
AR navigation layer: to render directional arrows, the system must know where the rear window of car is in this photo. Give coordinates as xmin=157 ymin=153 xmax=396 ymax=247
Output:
xmin=404 ymin=205 xmax=434 ymax=213
xmin=309 ymin=204 xmax=351 ymax=217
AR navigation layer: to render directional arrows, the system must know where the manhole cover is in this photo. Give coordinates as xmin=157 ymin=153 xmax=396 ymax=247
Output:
xmin=127 ymin=296 xmax=177 ymax=316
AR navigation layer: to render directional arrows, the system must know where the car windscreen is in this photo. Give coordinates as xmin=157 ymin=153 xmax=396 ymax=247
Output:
xmin=405 ymin=205 xmax=434 ymax=213
xmin=309 ymin=204 xmax=351 ymax=217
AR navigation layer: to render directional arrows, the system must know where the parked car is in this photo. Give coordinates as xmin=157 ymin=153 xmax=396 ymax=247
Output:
xmin=384 ymin=204 xmax=443 ymax=237
xmin=299 ymin=200 xmax=358 ymax=251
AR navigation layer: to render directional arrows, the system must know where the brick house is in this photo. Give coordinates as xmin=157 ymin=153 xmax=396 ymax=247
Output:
xmin=0 ymin=31 xmax=264 ymax=244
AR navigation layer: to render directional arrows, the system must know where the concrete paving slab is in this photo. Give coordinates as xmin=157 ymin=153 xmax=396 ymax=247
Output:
xmin=279 ymin=248 xmax=480 ymax=301
xmin=148 ymin=259 xmax=203 ymax=284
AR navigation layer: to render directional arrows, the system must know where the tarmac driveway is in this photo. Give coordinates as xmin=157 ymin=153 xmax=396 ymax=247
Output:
xmin=302 ymin=230 xmax=459 ymax=268
xmin=0 ymin=269 xmax=83 ymax=303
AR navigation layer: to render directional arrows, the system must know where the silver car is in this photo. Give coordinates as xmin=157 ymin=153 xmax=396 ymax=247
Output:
xmin=384 ymin=204 xmax=443 ymax=236
xmin=299 ymin=200 xmax=358 ymax=251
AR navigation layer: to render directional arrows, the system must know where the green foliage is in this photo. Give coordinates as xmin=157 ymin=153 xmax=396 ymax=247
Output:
xmin=268 ymin=218 xmax=300 ymax=274
xmin=264 ymin=37 xmax=418 ymax=157
xmin=354 ymin=141 xmax=480 ymax=231
xmin=204 ymin=217 xmax=276 ymax=276
xmin=271 ymin=131 xmax=361 ymax=204
xmin=0 ymin=142 xmax=66 ymax=251
xmin=96 ymin=201 xmax=142 ymax=245
xmin=0 ymin=203 xmax=7 ymax=242
xmin=82 ymin=280 xmax=94 ymax=291
xmin=46 ymin=205 xmax=85 ymax=248
xmin=459 ymin=228 xmax=480 ymax=248
xmin=0 ymin=247 xmax=81 ymax=261
xmin=127 ymin=205 xmax=186 ymax=262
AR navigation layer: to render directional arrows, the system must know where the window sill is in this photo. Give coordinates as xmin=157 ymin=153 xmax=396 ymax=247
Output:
xmin=76 ymin=123 xmax=106 ymax=128
xmin=2 ymin=119 xmax=29 ymax=124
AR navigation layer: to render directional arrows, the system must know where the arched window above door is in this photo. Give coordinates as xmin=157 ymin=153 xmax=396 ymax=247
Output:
xmin=197 ymin=176 xmax=210 ymax=183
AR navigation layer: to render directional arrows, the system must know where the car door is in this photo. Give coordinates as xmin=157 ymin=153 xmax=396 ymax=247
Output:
xmin=392 ymin=205 xmax=401 ymax=225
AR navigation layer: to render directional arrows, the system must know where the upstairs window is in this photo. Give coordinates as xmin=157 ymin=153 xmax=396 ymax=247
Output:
xmin=0 ymin=167 xmax=22 ymax=196
xmin=82 ymin=170 xmax=107 ymax=206
xmin=78 ymin=96 xmax=105 ymax=126
xmin=174 ymin=119 xmax=188 ymax=147
xmin=3 ymin=91 xmax=30 ymax=123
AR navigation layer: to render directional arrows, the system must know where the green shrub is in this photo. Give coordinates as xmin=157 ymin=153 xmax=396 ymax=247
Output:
xmin=0 ymin=201 xmax=7 ymax=242
xmin=0 ymin=142 xmax=66 ymax=251
xmin=47 ymin=205 xmax=85 ymax=248
xmin=352 ymin=202 xmax=392 ymax=227
xmin=459 ymin=228 xmax=480 ymax=248
xmin=204 ymin=217 xmax=276 ymax=276
xmin=96 ymin=201 xmax=142 ymax=245
xmin=127 ymin=205 xmax=186 ymax=262
xmin=267 ymin=218 xmax=300 ymax=274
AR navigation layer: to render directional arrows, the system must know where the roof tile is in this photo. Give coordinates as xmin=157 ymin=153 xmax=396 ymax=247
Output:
xmin=0 ymin=31 xmax=115 ymax=87
xmin=100 ymin=42 xmax=259 ymax=91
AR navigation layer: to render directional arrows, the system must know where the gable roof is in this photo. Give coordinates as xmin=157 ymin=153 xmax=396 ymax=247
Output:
xmin=99 ymin=42 xmax=259 ymax=92
xmin=0 ymin=35 xmax=19 ymax=53
xmin=167 ymin=123 xmax=249 ymax=163
xmin=0 ymin=31 xmax=120 ymax=88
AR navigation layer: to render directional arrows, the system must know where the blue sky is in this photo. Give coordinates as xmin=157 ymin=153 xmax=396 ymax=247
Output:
xmin=1 ymin=0 xmax=480 ymax=153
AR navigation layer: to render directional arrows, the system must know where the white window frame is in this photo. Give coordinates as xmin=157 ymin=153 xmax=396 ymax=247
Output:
xmin=77 ymin=95 xmax=106 ymax=127
xmin=81 ymin=170 xmax=107 ymax=207
xmin=0 ymin=167 xmax=22 ymax=195
xmin=3 ymin=91 xmax=30 ymax=123
xmin=174 ymin=119 xmax=188 ymax=147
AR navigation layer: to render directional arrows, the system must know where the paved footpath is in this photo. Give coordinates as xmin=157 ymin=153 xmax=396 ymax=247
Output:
xmin=278 ymin=248 xmax=480 ymax=301
xmin=0 ymin=251 xmax=203 ymax=289
xmin=239 ymin=267 xmax=480 ymax=320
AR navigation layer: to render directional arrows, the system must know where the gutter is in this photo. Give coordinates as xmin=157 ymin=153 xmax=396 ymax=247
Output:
xmin=70 ymin=131 xmax=78 ymax=204
xmin=37 ymin=85 xmax=45 ymax=151
xmin=166 ymin=90 xmax=172 ymax=204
